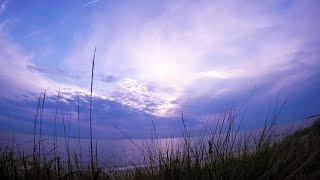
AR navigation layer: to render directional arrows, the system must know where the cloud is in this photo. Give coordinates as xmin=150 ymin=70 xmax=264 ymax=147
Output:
xmin=0 ymin=92 xmax=188 ymax=139
xmin=58 ymin=0 xmax=320 ymax=117
xmin=0 ymin=0 xmax=8 ymax=14
xmin=107 ymin=78 xmax=176 ymax=116
xmin=0 ymin=24 xmax=93 ymax=102
xmin=0 ymin=31 xmax=48 ymax=97
xmin=0 ymin=0 xmax=320 ymax=139
xmin=23 ymin=29 xmax=41 ymax=39
xmin=98 ymin=74 xmax=119 ymax=83
xmin=82 ymin=0 xmax=102 ymax=7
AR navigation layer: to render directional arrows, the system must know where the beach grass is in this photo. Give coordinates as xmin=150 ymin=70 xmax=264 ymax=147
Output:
xmin=1 ymin=105 xmax=319 ymax=179
xmin=114 ymin=110 xmax=320 ymax=180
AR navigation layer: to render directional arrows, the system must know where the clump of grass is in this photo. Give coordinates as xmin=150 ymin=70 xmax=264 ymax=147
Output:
xmin=117 ymin=104 xmax=320 ymax=180
xmin=1 ymin=96 xmax=319 ymax=180
xmin=0 ymin=48 xmax=114 ymax=180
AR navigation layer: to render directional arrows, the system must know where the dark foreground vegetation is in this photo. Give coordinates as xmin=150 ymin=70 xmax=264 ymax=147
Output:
xmin=116 ymin=116 xmax=320 ymax=180
xmin=1 ymin=114 xmax=319 ymax=180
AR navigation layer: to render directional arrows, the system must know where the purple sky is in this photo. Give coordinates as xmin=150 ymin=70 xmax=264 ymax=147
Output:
xmin=0 ymin=0 xmax=319 ymax=139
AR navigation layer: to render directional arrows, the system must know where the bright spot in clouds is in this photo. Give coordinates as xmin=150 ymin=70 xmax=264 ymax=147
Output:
xmin=0 ymin=0 xmax=319 ymax=138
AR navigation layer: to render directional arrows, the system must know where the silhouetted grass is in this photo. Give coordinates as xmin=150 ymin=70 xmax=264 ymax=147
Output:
xmin=2 ymin=113 xmax=319 ymax=179
xmin=1 ymin=99 xmax=319 ymax=180
xmin=90 ymin=47 xmax=97 ymax=177
xmin=115 ymin=114 xmax=320 ymax=180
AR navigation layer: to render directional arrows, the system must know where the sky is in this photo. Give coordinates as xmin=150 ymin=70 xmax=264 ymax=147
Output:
xmin=0 ymin=0 xmax=319 ymax=139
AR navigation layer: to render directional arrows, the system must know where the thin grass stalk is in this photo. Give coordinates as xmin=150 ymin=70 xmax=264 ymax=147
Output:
xmin=89 ymin=47 xmax=96 ymax=174
xmin=68 ymin=108 xmax=71 ymax=148
xmin=54 ymin=85 xmax=61 ymax=169
xmin=77 ymin=94 xmax=82 ymax=169
xmin=62 ymin=107 xmax=71 ymax=174
xmin=33 ymin=94 xmax=41 ymax=161
xmin=39 ymin=90 xmax=46 ymax=162
xmin=68 ymin=108 xmax=72 ymax=173
xmin=95 ymin=139 xmax=98 ymax=167
xmin=7 ymin=114 xmax=15 ymax=162
xmin=68 ymin=108 xmax=72 ymax=174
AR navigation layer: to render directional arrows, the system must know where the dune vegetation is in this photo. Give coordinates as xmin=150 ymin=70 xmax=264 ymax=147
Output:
xmin=1 ymin=94 xmax=319 ymax=180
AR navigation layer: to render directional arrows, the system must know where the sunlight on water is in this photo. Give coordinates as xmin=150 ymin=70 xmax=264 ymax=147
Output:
xmin=0 ymin=116 xmax=317 ymax=169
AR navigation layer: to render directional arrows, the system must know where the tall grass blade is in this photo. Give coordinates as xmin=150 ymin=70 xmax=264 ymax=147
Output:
xmin=90 ymin=47 xmax=97 ymax=174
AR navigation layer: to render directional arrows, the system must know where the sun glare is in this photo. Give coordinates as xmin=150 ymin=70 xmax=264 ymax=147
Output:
xmin=138 ymin=49 xmax=180 ymax=82
xmin=151 ymin=62 xmax=171 ymax=80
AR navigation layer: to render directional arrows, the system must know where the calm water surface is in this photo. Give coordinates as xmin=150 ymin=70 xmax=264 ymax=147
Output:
xmin=0 ymin=116 xmax=318 ymax=169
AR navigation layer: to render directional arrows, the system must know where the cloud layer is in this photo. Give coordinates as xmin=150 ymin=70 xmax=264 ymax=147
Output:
xmin=0 ymin=0 xmax=319 ymax=138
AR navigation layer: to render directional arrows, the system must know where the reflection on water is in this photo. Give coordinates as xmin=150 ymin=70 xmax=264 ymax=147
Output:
xmin=0 ymin=116 xmax=317 ymax=169
xmin=0 ymin=131 xmax=184 ymax=169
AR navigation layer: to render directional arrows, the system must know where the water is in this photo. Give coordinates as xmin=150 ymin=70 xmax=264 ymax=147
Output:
xmin=0 ymin=130 xmax=185 ymax=169
xmin=0 ymin=115 xmax=318 ymax=169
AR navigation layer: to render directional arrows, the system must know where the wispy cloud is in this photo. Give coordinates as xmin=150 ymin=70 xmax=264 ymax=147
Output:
xmin=0 ymin=0 xmax=319 ymax=138
xmin=0 ymin=0 xmax=8 ymax=14
xmin=82 ymin=0 xmax=102 ymax=7
xmin=0 ymin=28 xmax=91 ymax=101
xmin=23 ymin=29 xmax=41 ymax=39
xmin=108 ymin=78 xmax=177 ymax=116
xmin=60 ymin=0 xmax=320 ymax=116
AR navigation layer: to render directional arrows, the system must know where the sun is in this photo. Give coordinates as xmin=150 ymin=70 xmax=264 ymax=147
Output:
xmin=140 ymin=49 xmax=178 ymax=82
xmin=133 ymin=44 xmax=190 ymax=85
xmin=151 ymin=62 xmax=171 ymax=80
